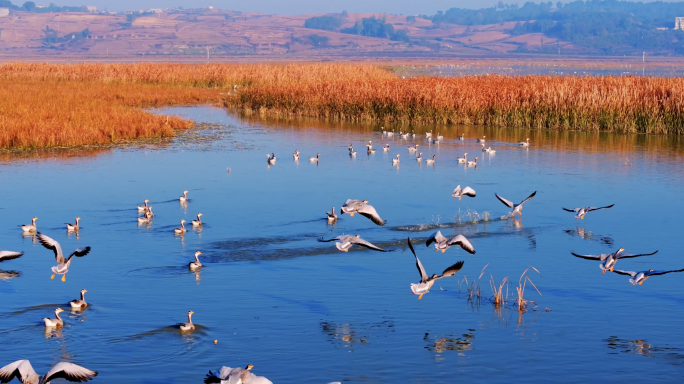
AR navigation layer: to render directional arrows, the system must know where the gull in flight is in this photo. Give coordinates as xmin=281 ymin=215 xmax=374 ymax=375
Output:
xmin=452 ymin=186 xmax=476 ymax=200
xmin=340 ymin=199 xmax=386 ymax=226
xmin=613 ymin=267 xmax=684 ymax=285
xmin=563 ymin=204 xmax=614 ymax=220
xmin=318 ymin=235 xmax=388 ymax=252
xmin=0 ymin=360 xmax=97 ymax=384
xmin=408 ymin=238 xmax=464 ymax=299
xmin=495 ymin=191 xmax=537 ymax=217
xmin=36 ymin=232 xmax=91 ymax=282
xmin=571 ymin=248 xmax=657 ymax=273
xmin=426 ymin=231 xmax=476 ymax=254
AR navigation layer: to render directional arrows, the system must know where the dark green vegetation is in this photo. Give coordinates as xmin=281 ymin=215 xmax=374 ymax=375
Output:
xmin=305 ymin=15 xmax=411 ymax=43
xmin=428 ymin=0 xmax=684 ymax=55
xmin=0 ymin=0 xmax=84 ymax=12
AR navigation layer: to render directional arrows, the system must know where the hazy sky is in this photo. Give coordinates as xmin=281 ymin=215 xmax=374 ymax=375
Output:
xmin=28 ymin=0 xmax=492 ymax=14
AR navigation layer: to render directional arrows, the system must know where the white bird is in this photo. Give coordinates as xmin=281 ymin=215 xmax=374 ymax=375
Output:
xmin=192 ymin=213 xmax=204 ymax=227
xmin=309 ymin=153 xmax=320 ymax=163
xmin=425 ymin=130 xmax=432 ymax=138
xmin=400 ymin=131 xmax=409 ymax=139
xmin=613 ymin=267 xmax=684 ymax=285
xmin=66 ymin=217 xmax=80 ymax=232
xmin=383 ymin=144 xmax=390 ymax=152
xmin=467 ymin=157 xmax=478 ymax=167
xmin=457 ymin=153 xmax=468 ymax=163
xmin=495 ymin=191 xmax=537 ymax=217
xmin=416 ymin=152 xmax=423 ymax=163
xmin=408 ymin=144 xmax=419 ymax=152
xmin=519 ymin=138 xmax=530 ymax=147
xmin=452 ymin=186 xmax=476 ymax=200
xmin=407 ymin=238 xmax=464 ymax=299
xmin=426 ymin=155 xmax=435 ymax=165
xmin=138 ymin=207 xmax=153 ymax=225
xmin=366 ymin=140 xmax=373 ymax=149
xmin=563 ymin=204 xmax=614 ymax=220
xmin=318 ymin=234 xmax=388 ymax=252
xmin=481 ymin=143 xmax=487 ymax=152
xmin=0 ymin=250 xmax=24 ymax=264
xmin=387 ymin=129 xmax=394 ymax=137
xmin=411 ymin=130 xmax=416 ymax=138
xmin=174 ymin=219 xmax=187 ymax=235
xmin=348 ymin=144 xmax=356 ymax=156
xmin=43 ymin=308 xmax=65 ymax=327
xmin=20 ymin=217 xmax=38 ymax=233
xmin=36 ymin=232 xmax=91 ymax=282
xmin=293 ymin=150 xmax=300 ymax=160
xmin=189 ymin=251 xmax=203 ymax=270
xmin=326 ymin=206 xmax=337 ymax=224
xmin=70 ymin=289 xmax=88 ymax=309
xmin=458 ymin=133 xmax=465 ymax=140
xmin=487 ymin=146 xmax=496 ymax=154
xmin=340 ymin=199 xmax=386 ymax=225
xmin=571 ymin=248 xmax=657 ymax=273
xmin=392 ymin=154 xmax=400 ymax=165
xmin=436 ymin=132 xmax=444 ymax=141
xmin=204 ymin=364 xmax=273 ymax=384
xmin=137 ymin=199 xmax=150 ymax=213
xmin=426 ymin=231 xmax=476 ymax=254
xmin=266 ymin=153 xmax=276 ymax=165
xmin=179 ymin=310 xmax=195 ymax=331
xmin=367 ymin=147 xmax=376 ymax=155
xmin=179 ymin=190 xmax=189 ymax=202
xmin=0 ymin=359 xmax=97 ymax=384
xmin=477 ymin=136 xmax=486 ymax=143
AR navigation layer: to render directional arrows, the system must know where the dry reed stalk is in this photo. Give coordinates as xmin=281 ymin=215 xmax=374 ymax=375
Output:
xmin=516 ymin=266 xmax=542 ymax=312
xmin=489 ymin=275 xmax=509 ymax=306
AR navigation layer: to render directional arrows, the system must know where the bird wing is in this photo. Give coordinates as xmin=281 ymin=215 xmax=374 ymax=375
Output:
xmin=612 ymin=270 xmax=637 ymax=277
xmin=647 ymin=268 xmax=684 ymax=276
xmin=562 ymin=208 xmax=579 ymax=212
xmin=40 ymin=362 xmax=97 ymax=384
xmin=357 ymin=204 xmax=386 ymax=226
xmin=318 ymin=236 xmax=342 ymax=243
xmin=36 ymin=232 xmax=64 ymax=263
xmin=617 ymin=250 xmax=658 ymax=259
xmin=434 ymin=261 xmax=465 ymax=280
xmin=0 ymin=251 xmax=24 ymax=263
xmin=519 ymin=191 xmax=537 ymax=206
xmin=248 ymin=375 xmax=274 ymax=384
xmin=351 ymin=237 xmax=386 ymax=252
xmin=0 ymin=360 xmax=38 ymax=384
xmin=570 ymin=252 xmax=604 ymax=260
xmin=461 ymin=187 xmax=476 ymax=197
xmin=408 ymin=238 xmax=429 ymax=283
xmin=495 ymin=193 xmax=514 ymax=208
xmin=447 ymin=235 xmax=476 ymax=254
xmin=587 ymin=204 xmax=615 ymax=212
xmin=69 ymin=247 xmax=92 ymax=258
xmin=425 ymin=231 xmax=447 ymax=247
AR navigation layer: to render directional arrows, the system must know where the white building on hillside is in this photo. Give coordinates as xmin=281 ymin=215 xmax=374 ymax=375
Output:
xmin=0 ymin=8 xmax=9 ymax=17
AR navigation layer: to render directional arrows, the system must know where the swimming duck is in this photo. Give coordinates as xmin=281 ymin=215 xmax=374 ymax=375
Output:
xmin=174 ymin=220 xmax=187 ymax=235
xmin=204 ymin=364 xmax=273 ymax=384
xmin=293 ymin=150 xmax=300 ymax=160
xmin=179 ymin=190 xmax=189 ymax=202
xmin=571 ymin=248 xmax=658 ymax=273
xmin=613 ymin=267 xmax=684 ymax=285
xmin=340 ymin=199 xmax=386 ymax=226
xmin=70 ymin=289 xmax=88 ymax=309
xmin=367 ymin=147 xmax=376 ymax=155
xmin=383 ymin=144 xmax=390 ymax=152
xmin=452 ymin=186 xmax=476 ymax=200
xmin=20 ymin=217 xmax=37 ymax=233
xmin=36 ymin=232 xmax=91 ymax=282
xmin=66 ymin=217 xmax=80 ymax=232
xmin=43 ymin=308 xmax=65 ymax=327
xmin=180 ymin=311 xmax=195 ymax=331
xmin=425 ymin=130 xmax=432 ymax=138
xmin=495 ymin=191 xmax=537 ymax=217
xmin=0 ymin=359 xmax=97 ymax=384
xmin=0 ymin=250 xmax=24 ymax=264
xmin=481 ymin=143 xmax=487 ymax=152
xmin=189 ymin=251 xmax=203 ymax=270
xmin=138 ymin=207 xmax=153 ymax=225
xmin=137 ymin=199 xmax=150 ymax=213
xmin=436 ymin=132 xmax=444 ymax=141
xmin=563 ymin=204 xmax=615 ymax=220
xmin=411 ymin=130 xmax=416 ymax=138
xmin=407 ymin=238 xmax=465 ymax=299
xmin=457 ymin=153 xmax=468 ymax=163
xmin=408 ymin=144 xmax=419 ymax=152
xmin=467 ymin=157 xmax=478 ymax=167
xmin=326 ymin=206 xmax=337 ymax=223
xmin=366 ymin=140 xmax=373 ymax=149
xmin=318 ymin=234 xmax=388 ymax=252
xmin=192 ymin=213 xmax=203 ymax=227
xmin=416 ymin=152 xmax=423 ymax=163
xmin=519 ymin=138 xmax=530 ymax=147
xmin=267 ymin=153 xmax=276 ymax=165
xmin=426 ymin=231 xmax=476 ymax=254
xmin=426 ymin=155 xmax=436 ymax=165
xmin=458 ymin=133 xmax=465 ymax=140
xmin=387 ymin=129 xmax=394 ymax=137
xmin=477 ymin=136 xmax=486 ymax=143
xmin=392 ymin=154 xmax=400 ymax=165
xmin=309 ymin=153 xmax=320 ymax=163
xmin=401 ymin=131 xmax=409 ymax=139
xmin=348 ymin=145 xmax=356 ymax=156
xmin=487 ymin=147 xmax=496 ymax=154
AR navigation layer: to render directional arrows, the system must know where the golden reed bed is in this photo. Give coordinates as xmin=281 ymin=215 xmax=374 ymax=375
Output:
xmin=1 ymin=62 xmax=682 ymax=150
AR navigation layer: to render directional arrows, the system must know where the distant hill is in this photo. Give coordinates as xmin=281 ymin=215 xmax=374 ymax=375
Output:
xmin=0 ymin=2 xmax=680 ymax=59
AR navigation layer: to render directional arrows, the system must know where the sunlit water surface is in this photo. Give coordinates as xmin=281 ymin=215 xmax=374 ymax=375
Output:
xmin=1 ymin=107 xmax=683 ymax=383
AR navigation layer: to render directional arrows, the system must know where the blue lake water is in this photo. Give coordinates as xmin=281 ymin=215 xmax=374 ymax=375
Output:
xmin=0 ymin=106 xmax=683 ymax=383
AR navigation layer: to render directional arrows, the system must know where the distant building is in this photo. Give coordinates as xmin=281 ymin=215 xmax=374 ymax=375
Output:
xmin=86 ymin=6 xmax=97 ymax=12
xmin=675 ymin=17 xmax=684 ymax=30
xmin=149 ymin=8 xmax=163 ymax=13
xmin=657 ymin=27 xmax=668 ymax=30
xmin=0 ymin=8 xmax=9 ymax=17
